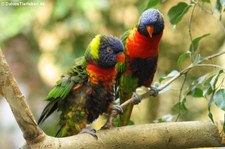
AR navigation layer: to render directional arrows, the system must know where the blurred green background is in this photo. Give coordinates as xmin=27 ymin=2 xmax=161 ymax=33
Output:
xmin=0 ymin=0 xmax=224 ymax=148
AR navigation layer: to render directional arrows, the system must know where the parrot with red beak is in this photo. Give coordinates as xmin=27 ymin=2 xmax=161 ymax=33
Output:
xmin=117 ymin=8 xmax=164 ymax=126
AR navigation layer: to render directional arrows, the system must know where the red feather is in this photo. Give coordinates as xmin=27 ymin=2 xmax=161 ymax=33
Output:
xmin=125 ymin=28 xmax=163 ymax=58
xmin=86 ymin=63 xmax=117 ymax=87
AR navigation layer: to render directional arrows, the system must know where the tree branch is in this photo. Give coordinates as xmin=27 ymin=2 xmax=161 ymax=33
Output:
xmin=0 ymin=49 xmax=45 ymax=144
xmin=22 ymin=121 xmax=225 ymax=149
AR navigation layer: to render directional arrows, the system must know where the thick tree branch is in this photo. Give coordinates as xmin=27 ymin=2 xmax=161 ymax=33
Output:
xmin=22 ymin=121 xmax=225 ymax=149
xmin=0 ymin=49 xmax=45 ymax=143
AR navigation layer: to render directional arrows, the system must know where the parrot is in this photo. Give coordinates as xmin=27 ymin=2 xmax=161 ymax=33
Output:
xmin=117 ymin=8 xmax=165 ymax=126
xmin=38 ymin=34 xmax=125 ymax=137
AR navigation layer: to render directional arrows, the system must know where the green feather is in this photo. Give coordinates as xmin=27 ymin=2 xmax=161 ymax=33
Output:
xmin=121 ymin=30 xmax=130 ymax=46
xmin=60 ymin=81 xmax=74 ymax=99
xmin=45 ymin=57 xmax=87 ymax=101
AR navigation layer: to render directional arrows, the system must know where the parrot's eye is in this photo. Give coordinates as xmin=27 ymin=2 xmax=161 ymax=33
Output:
xmin=107 ymin=47 xmax=113 ymax=54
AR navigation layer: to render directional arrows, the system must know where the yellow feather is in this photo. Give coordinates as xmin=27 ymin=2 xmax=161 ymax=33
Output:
xmin=90 ymin=34 xmax=101 ymax=59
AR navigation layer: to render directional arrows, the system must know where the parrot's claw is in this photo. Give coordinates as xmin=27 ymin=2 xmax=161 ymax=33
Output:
xmin=79 ymin=128 xmax=98 ymax=140
xmin=132 ymin=92 xmax=141 ymax=104
xmin=149 ymin=86 xmax=158 ymax=97
xmin=112 ymin=105 xmax=123 ymax=115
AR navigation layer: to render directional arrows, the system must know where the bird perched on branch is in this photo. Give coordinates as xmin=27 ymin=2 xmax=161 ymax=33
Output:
xmin=117 ymin=8 xmax=164 ymax=126
xmin=38 ymin=35 xmax=125 ymax=137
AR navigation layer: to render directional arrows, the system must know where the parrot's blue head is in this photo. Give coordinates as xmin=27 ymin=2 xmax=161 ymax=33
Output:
xmin=137 ymin=9 xmax=164 ymax=37
xmin=86 ymin=35 xmax=125 ymax=68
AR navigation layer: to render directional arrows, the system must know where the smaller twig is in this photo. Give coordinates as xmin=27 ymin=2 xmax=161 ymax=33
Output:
xmin=194 ymin=64 xmax=225 ymax=71
xmin=189 ymin=1 xmax=198 ymax=60
xmin=176 ymin=74 xmax=188 ymax=122
xmin=202 ymin=51 xmax=225 ymax=62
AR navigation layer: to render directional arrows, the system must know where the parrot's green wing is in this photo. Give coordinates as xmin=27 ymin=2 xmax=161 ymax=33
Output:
xmin=116 ymin=29 xmax=131 ymax=72
xmin=45 ymin=78 xmax=74 ymax=101
xmin=38 ymin=57 xmax=88 ymax=124
xmin=116 ymin=30 xmax=131 ymax=75
xmin=115 ymin=30 xmax=131 ymax=97
xmin=121 ymin=30 xmax=130 ymax=47
xmin=45 ymin=57 xmax=86 ymax=101
xmin=117 ymin=29 xmax=139 ymax=126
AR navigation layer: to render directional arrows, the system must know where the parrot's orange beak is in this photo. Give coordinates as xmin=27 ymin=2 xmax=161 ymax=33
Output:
xmin=116 ymin=53 xmax=125 ymax=63
xmin=146 ymin=26 xmax=154 ymax=38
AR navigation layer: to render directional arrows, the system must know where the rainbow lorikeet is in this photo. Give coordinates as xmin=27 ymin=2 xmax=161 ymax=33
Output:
xmin=38 ymin=35 xmax=125 ymax=137
xmin=117 ymin=8 xmax=164 ymax=126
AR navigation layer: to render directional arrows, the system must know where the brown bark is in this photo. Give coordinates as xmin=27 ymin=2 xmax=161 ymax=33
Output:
xmin=0 ymin=49 xmax=44 ymax=143
xmin=23 ymin=121 xmax=225 ymax=149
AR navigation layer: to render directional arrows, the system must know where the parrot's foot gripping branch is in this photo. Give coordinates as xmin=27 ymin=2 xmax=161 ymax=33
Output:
xmin=132 ymin=86 xmax=159 ymax=105
xmin=79 ymin=128 xmax=98 ymax=139
xmin=101 ymin=105 xmax=123 ymax=129
xmin=132 ymin=92 xmax=141 ymax=104
xmin=103 ymin=86 xmax=159 ymax=129
xmin=149 ymin=86 xmax=158 ymax=97
xmin=112 ymin=105 xmax=123 ymax=114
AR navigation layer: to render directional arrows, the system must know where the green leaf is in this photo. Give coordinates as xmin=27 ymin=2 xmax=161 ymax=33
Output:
xmin=167 ymin=2 xmax=191 ymax=25
xmin=186 ymin=73 xmax=209 ymax=97
xmin=196 ymin=73 xmax=210 ymax=84
xmin=203 ymin=75 xmax=214 ymax=96
xmin=146 ymin=0 xmax=160 ymax=8
xmin=128 ymin=120 xmax=135 ymax=125
xmin=215 ymin=0 xmax=222 ymax=12
xmin=189 ymin=88 xmax=204 ymax=97
xmin=208 ymin=109 xmax=214 ymax=123
xmin=172 ymin=101 xmax=187 ymax=112
xmin=203 ymin=86 xmax=213 ymax=96
xmin=113 ymin=118 xmax=134 ymax=127
xmin=159 ymin=70 xmax=180 ymax=82
xmin=210 ymin=70 xmax=223 ymax=90
xmin=177 ymin=51 xmax=191 ymax=66
xmin=213 ymin=89 xmax=225 ymax=111
xmin=208 ymin=93 xmax=215 ymax=123
xmin=113 ymin=117 xmax=120 ymax=127
xmin=189 ymin=33 xmax=210 ymax=53
xmin=201 ymin=0 xmax=211 ymax=3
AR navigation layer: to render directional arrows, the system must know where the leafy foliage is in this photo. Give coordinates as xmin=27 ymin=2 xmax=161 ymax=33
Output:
xmin=167 ymin=2 xmax=191 ymax=25
xmin=177 ymin=51 xmax=191 ymax=67
xmin=159 ymin=0 xmax=225 ymax=123
xmin=146 ymin=0 xmax=160 ymax=8
xmin=189 ymin=34 xmax=210 ymax=53
xmin=172 ymin=101 xmax=187 ymax=113
xmin=213 ymin=89 xmax=225 ymax=111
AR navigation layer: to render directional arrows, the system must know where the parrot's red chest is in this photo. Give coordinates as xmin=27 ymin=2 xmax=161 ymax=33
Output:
xmin=124 ymin=28 xmax=163 ymax=86
xmin=125 ymin=28 xmax=162 ymax=59
xmin=86 ymin=63 xmax=117 ymax=87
